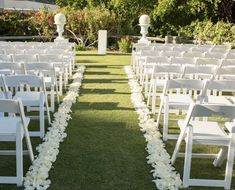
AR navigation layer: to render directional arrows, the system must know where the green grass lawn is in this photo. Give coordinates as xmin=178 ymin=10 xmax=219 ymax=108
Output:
xmin=0 ymin=50 xmax=235 ymax=190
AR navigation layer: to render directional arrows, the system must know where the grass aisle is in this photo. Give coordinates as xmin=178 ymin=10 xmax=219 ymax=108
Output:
xmin=49 ymin=51 xmax=155 ymax=190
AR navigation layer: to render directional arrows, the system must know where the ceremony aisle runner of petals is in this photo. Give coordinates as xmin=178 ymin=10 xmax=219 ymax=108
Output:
xmin=124 ymin=66 xmax=182 ymax=190
xmin=24 ymin=66 xmax=85 ymax=190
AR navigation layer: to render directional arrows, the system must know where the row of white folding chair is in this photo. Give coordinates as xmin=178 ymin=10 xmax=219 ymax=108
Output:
xmin=0 ymin=42 xmax=74 ymax=50
xmin=146 ymin=63 xmax=235 ymax=114
xmin=139 ymin=56 xmax=222 ymax=91
xmin=135 ymin=50 xmax=226 ymax=77
xmin=171 ymin=101 xmax=235 ymax=189
xmin=0 ymin=98 xmax=34 ymax=186
xmin=133 ymin=43 xmax=230 ymax=56
xmin=146 ymin=64 xmax=217 ymax=112
xmin=0 ymin=43 xmax=75 ymax=67
xmin=0 ymin=62 xmax=59 ymax=111
xmin=0 ymin=74 xmax=51 ymax=138
xmin=133 ymin=42 xmax=229 ymax=50
xmin=132 ymin=43 xmax=230 ymax=67
xmin=0 ymin=54 xmax=69 ymax=92
xmin=0 ymin=51 xmax=74 ymax=77
xmin=157 ymin=79 xmax=235 ymax=141
xmin=0 ymin=48 xmax=72 ymax=55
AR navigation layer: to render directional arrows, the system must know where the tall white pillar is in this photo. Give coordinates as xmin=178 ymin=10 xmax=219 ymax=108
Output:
xmin=98 ymin=30 xmax=107 ymax=55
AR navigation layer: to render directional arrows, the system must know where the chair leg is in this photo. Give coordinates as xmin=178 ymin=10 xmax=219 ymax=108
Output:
xmin=40 ymin=93 xmax=45 ymax=138
xmin=59 ymin=75 xmax=63 ymax=96
xmin=163 ymin=96 xmax=169 ymax=141
xmin=144 ymin=74 xmax=149 ymax=97
xmin=152 ymin=80 xmax=157 ymax=113
xmin=55 ymin=81 xmax=60 ymax=103
xmin=50 ymin=88 xmax=55 ymax=112
xmin=224 ymin=134 xmax=235 ymax=190
xmin=147 ymin=79 xmax=153 ymax=106
xmin=213 ymin=147 xmax=228 ymax=167
xmin=171 ymin=127 xmax=188 ymax=164
xmin=183 ymin=126 xmax=193 ymax=188
xmin=16 ymin=127 xmax=23 ymax=186
xmin=156 ymin=96 xmax=163 ymax=128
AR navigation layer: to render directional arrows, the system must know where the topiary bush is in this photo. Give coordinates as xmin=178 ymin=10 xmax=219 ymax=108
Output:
xmin=118 ymin=36 xmax=132 ymax=53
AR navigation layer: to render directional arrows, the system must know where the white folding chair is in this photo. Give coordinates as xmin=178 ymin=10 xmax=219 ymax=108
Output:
xmin=204 ymin=52 xmax=227 ymax=59
xmin=182 ymin=65 xmax=217 ymax=80
xmin=0 ymin=62 xmax=24 ymax=75
xmin=0 ymin=98 xmax=34 ymax=186
xmin=141 ymin=56 xmax=170 ymax=94
xmin=200 ymin=80 xmax=235 ymax=106
xmin=4 ymin=75 xmax=51 ymax=138
xmin=196 ymin=57 xmax=222 ymax=66
xmin=12 ymin=54 xmax=38 ymax=63
xmin=147 ymin=64 xmax=184 ymax=113
xmin=160 ymin=50 xmax=184 ymax=58
xmin=170 ymin=57 xmax=196 ymax=66
xmin=0 ymin=50 xmax=5 ymax=54
xmin=25 ymin=49 xmax=45 ymax=55
xmin=225 ymin=52 xmax=235 ymax=59
xmin=24 ymin=62 xmax=59 ymax=112
xmin=0 ymin=54 xmax=13 ymax=62
xmin=221 ymin=59 xmax=235 ymax=67
xmin=171 ymin=102 xmax=235 ymax=189
xmin=38 ymin=54 xmax=69 ymax=91
xmin=5 ymin=49 xmax=25 ymax=55
xmin=183 ymin=51 xmax=205 ymax=58
xmin=156 ymin=79 xmax=205 ymax=141
xmin=191 ymin=46 xmax=212 ymax=53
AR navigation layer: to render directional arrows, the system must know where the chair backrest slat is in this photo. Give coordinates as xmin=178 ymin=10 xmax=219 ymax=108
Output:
xmin=0 ymin=98 xmax=20 ymax=113
xmin=192 ymin=103 xmax=235 ymax=118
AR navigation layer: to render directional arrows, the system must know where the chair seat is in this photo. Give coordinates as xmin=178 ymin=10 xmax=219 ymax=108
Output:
xmin=178 ymin=120 xmax=228 ymax=141
xmin=0 ymin=117 xmax=30 ymax=140
xmin=207 ymin=96 xmax=232 ymax=105
xmin=14 ymin=92 xmax=42 ymax=106
xmin=167 ymin=94 xmax=193 ymax=109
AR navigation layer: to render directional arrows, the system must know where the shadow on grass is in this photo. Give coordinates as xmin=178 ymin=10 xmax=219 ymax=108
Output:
xmin=84 ymin=64 xmax=125 ymax=69
xmin=85 ymin=72 xmax=125 ymax=76
xmin=78 ymin=102 xmax=134 ymax=111
xmin=85 ymin=71 xmax=111 ymax=75
xmin=107 ymin=52 xmax=131 ymax=56
xmin=83 ymin=78 xmax=127 ymax=84
xmin=77 ymin=59 xmax=100 ymax=63
xmin=81 ymin=88 xmax=130 ymax=95
xmin=78 ymin=54 xmax=105 ymax=56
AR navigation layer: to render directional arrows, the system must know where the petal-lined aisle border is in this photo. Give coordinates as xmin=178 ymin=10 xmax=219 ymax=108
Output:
xmin=124 ymin=66 xmax=182 ymax=190
xmin=24 ymin=66 xmax=86 ymax=190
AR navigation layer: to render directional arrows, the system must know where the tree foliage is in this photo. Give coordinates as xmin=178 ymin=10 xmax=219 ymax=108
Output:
xmin=179 ymin=20 xmax=235 ymax=45
xmin=59 ymin=6 xmax=117 ymax=47
xmin=0 ymin=11 xmax=37 ymax=36
xmin=151 ymin=0 xmax=221 ymax=36
xmin=55 ymin=0 xmax=156 ymax=34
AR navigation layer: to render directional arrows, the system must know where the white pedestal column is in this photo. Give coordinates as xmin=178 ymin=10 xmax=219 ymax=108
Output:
xmin=98 ymin=30 xmax=107 ymax=55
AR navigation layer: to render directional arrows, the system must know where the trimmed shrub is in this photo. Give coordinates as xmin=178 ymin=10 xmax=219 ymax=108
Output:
xmin=118 ymin=36 xmax=132 ymax=53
